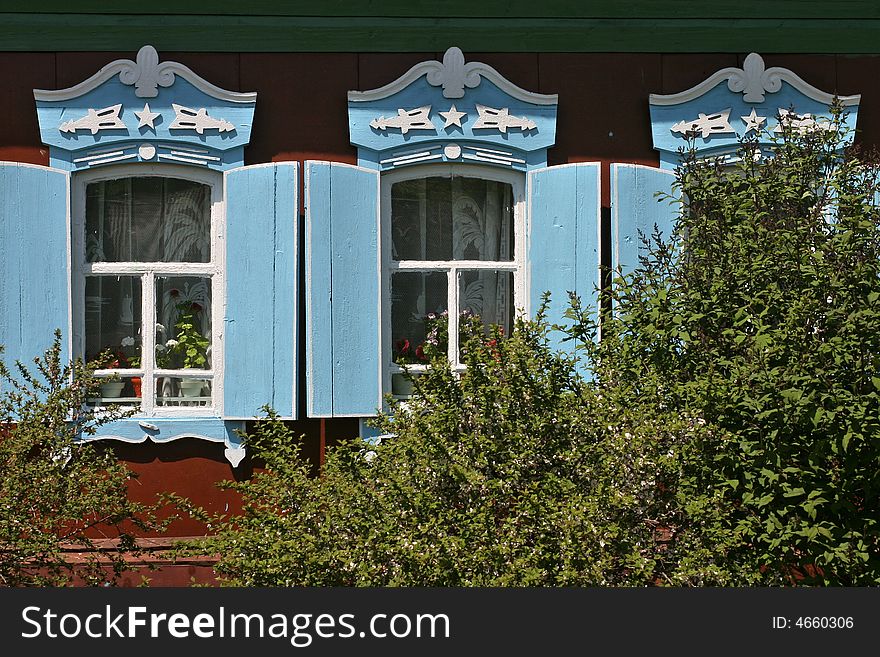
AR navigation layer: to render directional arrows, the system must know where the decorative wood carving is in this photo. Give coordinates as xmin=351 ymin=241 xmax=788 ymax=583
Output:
xmin=59 ymin=104 xmax=126 ymax=134
xmin=473 ymin=105 xmax=537 ymax=133
xmin=169 ymin=104 xmax=235 ymax=134
xmin=651 ymin=53 xmax=860 ymax=107
xmin=741 ymin=108 xmax=767 ymax=134
xmin=134 ymin=102 xmax=160 ymax=129
xmin=439 ymin=105 xmax=467 ymax=128
xmin=774 ymin=108 xmax=832 ymax=133
xmin=369 ymin=106 xmax=436 ymax=134
xmin=34 ymin=45 xmax=256 ymax=103
xmin=349 ymin=46 xmax=557 ymax=105
xmin=671 ymin=109 xmax=735 ymax=139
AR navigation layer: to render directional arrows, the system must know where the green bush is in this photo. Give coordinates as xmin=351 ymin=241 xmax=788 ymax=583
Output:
xmin=0 ymin=332 xmax=160 ymax=586
xmin=177 ymin=106 xmax=879 ymax=586
xmin=594 ymin=106 xmax=880 ymax=584
xmin=174 ymin=314 xmax=731 ymax=586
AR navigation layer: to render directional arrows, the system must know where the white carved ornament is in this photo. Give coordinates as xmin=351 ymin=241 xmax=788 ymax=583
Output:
xmin=349 ymin=46 xmax=558 ymax=106
xmin=774 ymin=108 xmax=832 ymax=133
xmin=439 ymin=105 xmax=467 ymax=128
xmin=741 ymin=108 xmax=767 ymax=134
xmin=370 ymin=106 xmax=435 ymax=134
xmin=651 ymin=53 xmax=860 ymax=107
xmin=59 ymin=104 xmax=126 ymax=134
xmin=34 ymin=45 xmax=256 ymax=103
xmin=169 ymin=104 xmax=235 ymax=134
xmin=473 ymin=105 xmax=536 ymax=133
xmin=671 ymin=109 xmax=735 ymax=139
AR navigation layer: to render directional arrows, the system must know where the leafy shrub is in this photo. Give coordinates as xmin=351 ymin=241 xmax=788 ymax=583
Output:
xmin=594 ymin=106 xmax=880 ymax=584
xmin=174 ymin=314 xmax=731 ymax=586
xmin=176 ymin=106 xmax=880 ymax=586
xmin=0 ymin=332 xmax=160 ymax=586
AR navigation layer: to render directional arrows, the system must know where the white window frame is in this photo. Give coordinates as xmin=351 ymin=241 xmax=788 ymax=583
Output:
xmin=380 ymin=164 xmax=527 ymax=393
xmin=71 ymin=163 xmax=226 ymax=418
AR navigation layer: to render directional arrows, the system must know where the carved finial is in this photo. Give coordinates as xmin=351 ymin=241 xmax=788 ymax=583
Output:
xmin=425 ymin=47 xmax=483 ymax=99
xmin=117 ymin=45 xmax=177 ymax=98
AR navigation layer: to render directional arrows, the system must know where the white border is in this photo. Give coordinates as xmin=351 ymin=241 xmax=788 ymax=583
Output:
xmin=650 ymin=53 xmax=860 ymax=107
xmin=34 ymin=45 xmax=256 ymax=103
xmin=380 ymin=163 xmax=527 ymax=399
xmin=348 ymin=46 xmax=557 ymax=106
xmin=72 ymin=163 xmax=225 ymax=418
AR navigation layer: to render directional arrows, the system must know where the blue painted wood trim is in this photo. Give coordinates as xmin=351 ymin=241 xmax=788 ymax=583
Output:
xmin=224 ymin=163 xmax=298 ymax=418
xmin=611 ymin=164 xmax=678 ymax=278
xmin=305 ymin=161 xmax=381 ymax=418
xmin=527 ymin=163 xmax=601 ymax=360
xmin=0 ymin=163 xmax=70 ymax=391
xmin=86 ymin=417 xmax=243 ymax=447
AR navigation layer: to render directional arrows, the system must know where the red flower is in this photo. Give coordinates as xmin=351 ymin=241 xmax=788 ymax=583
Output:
xmin=191 ymin=302 xmax=203 ymax=313
xmin=415 ymin=344 xmax=426 ymax=361
xmin=169 ymin=288 xmax=180 ymax=298
xmin=395 ymin=338 xmax=410 ymax=355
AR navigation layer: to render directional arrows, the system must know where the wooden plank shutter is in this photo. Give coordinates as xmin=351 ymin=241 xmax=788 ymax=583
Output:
xmin=224 ymin=162 xmax=298 ymax=418
xmin=527 ymin=163 xmax=601 ymax=355
xmin=305 ymin=161 xmax=381 ymax=418
xmin=0 ymin=163 xmax=69 ymax=388
xmin=611 ymin=164 xmax=678 ymax=278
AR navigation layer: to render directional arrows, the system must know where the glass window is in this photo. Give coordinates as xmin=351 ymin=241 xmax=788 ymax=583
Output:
xmin=385 ymin=170 xmax=522 ymax=395
xmin=80 ymin=173 xmax=219 ymax=413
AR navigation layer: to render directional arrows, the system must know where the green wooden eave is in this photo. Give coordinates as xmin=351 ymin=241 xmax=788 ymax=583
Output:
xmin=2 ymin=1 xmax=880 ymax=53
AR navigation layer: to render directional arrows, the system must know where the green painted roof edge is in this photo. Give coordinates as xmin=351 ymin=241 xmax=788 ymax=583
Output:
xmin=2 ymin=15 xmax=879 ymax=53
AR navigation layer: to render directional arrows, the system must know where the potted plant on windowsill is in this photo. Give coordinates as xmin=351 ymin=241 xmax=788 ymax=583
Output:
xmin=169 ymin=301 xmax=210 ymax=398
xmin=391 ymin=311 xmax=447 ymax=396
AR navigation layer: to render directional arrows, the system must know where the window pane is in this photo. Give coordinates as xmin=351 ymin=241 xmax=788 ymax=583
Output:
xmin=84 ymin=276 xmax=142 ymax=368
xmin=86 ymin=177 xmax=211 ymax=262
xmin=92 ymin=375 xmax=142 ymax=407
xmin=391 ymin=177 xmax=513 ymax=262
xmin=458 ymin=270 xmax=514 ymax=358
xmin=155 ymin=376 xmax=212 ymax=407
xmin=391 ymin=272 xmax=448 ymax=364
xmin=155 ymin=277 xmax=212 ymax=370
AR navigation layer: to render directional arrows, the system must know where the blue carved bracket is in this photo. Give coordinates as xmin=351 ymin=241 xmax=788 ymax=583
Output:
xmin=348 ymin=47 xmax=558 ymax=172
xmin=34 ymin=45 xmax=256 ymax=172
xmin=649 ymin=53 xmax=860 ymax=169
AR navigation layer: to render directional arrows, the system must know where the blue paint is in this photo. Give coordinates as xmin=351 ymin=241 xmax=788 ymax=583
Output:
xmin=36 ymin=77 xmax=255 ymax=172
xmin=305 ymin=162 xmax=334 ymax=418
xmin=359 ymin=419 xmax=390 ymax=446
xmin=86 ymin=417 xmax=243 ymax=448
xmin=528 ymin=163 xmax=601 ymax=364
xmin=225 ymin=163 xmax=298 ymax=418
xmin=306 ymin=162 xmax=381 ymax=418
xmin=650 ymin=80 xmax=859 ymax=168
xmin=349 ymin=77 xmax=556 ymax=172
xmin=0 ymin=164 xmax=69 ymax=392
xmin=611 ymin=164 xmax=678 ymax=278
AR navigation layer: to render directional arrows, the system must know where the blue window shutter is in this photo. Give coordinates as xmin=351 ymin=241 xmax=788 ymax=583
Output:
xmin=224 ymin=162 xmax=298 ymax=418
xmin=0 ymin=163 xmax=69 ymax=387
xmin=611 ymin=164 xmax=678 ymax=278
xmin=528 ymin=163 xmax=601 ymax=355
xmin=305 ymin=161 xmax=380 ymax=418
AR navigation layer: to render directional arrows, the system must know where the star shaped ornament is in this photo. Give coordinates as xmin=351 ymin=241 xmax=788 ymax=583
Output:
xmin=741 ymin=108 xmax=767 ymax=135
xmin=439 ymin=105 xmax=467 ymax=129
xmin=135 ymin=103 xmax=161 ymax=129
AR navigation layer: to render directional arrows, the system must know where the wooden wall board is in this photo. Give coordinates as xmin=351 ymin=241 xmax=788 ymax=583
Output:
xmin=539 ymin=53 xmax=662 ymax=205
xmin=3 ymin=15 xmax=880 ymax=53
xmin=241 ymin=53 xmax=358 ymax=166
xmin=838 ymin=55 xmax=880 ymax=148
xmin=3 ymin=1 xmax=880 ymax=20
xmin=659 ymin=54 xmax=739 ymax=95
xmin=0 ymin=53 xmax=53 ymax=165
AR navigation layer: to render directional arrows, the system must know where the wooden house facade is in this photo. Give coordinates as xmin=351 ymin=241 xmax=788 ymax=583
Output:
xmin=0 ymin=2 xmax=875 ymax=583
